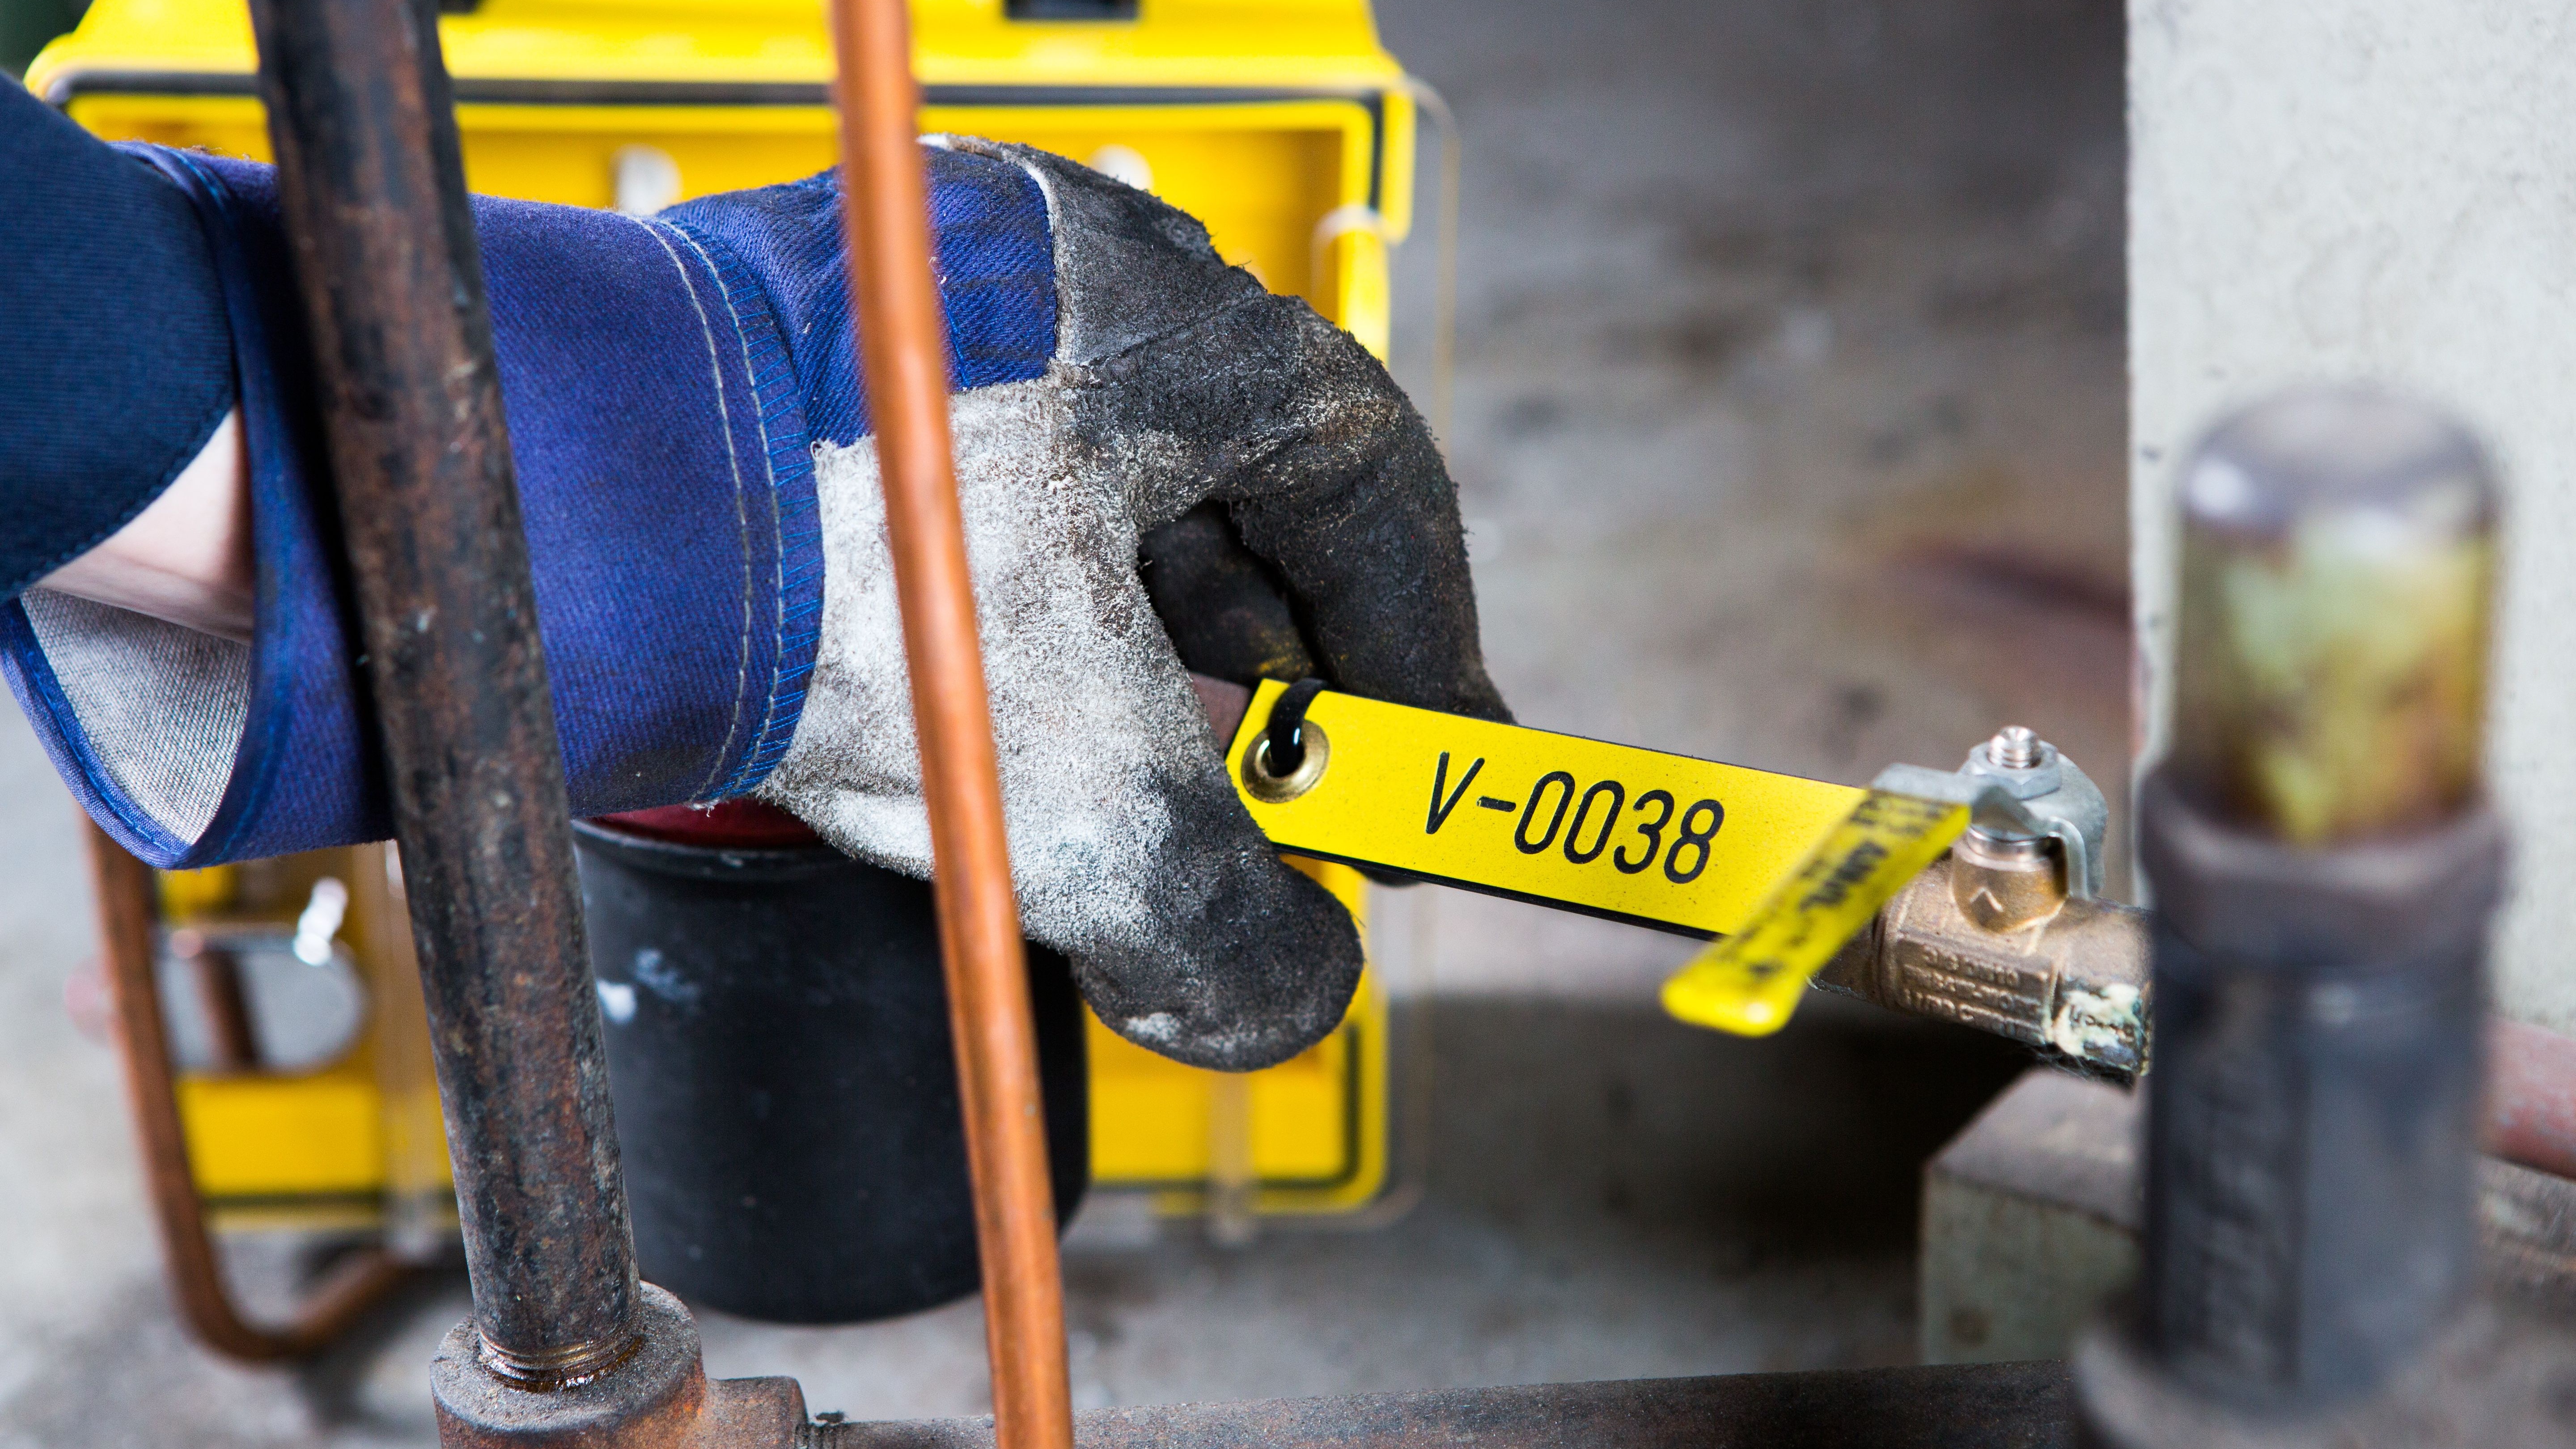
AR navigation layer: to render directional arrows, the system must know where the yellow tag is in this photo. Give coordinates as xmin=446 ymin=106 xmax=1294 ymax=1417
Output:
xmin=1229 ymin=680 xmax=1864 ymax=939
xmin=1658 ymin=791 xmax=1970 ymax=1037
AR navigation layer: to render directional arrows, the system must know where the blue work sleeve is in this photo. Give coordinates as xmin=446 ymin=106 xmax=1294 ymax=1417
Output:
xmin=3 ymin=139 xmax=1056 ymax=868
xmin=0 ymin=78 xmax=233 ymax=597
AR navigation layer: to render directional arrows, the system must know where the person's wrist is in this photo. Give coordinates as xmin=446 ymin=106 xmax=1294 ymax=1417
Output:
xmin=39 ymin=408 xmax=254 ymax=642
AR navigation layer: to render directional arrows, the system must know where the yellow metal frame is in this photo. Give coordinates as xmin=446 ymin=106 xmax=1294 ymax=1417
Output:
xmin=43 ymin=93 xmax=1402 ymax=358
xmin=155 ymin=851 xmax=457 ymax=1234
xmin=39 ymin=0 xmax=1419 ymax=1221
xmin=1090 ymin=858 xmax=1389 ymax=1217
xmin=32 ymin=0 xmax=1418 ymax=97
xmin=27 ymin=0 xmax=1416 ymax=349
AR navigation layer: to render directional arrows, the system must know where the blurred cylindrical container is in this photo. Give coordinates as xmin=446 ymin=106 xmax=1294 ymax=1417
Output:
xmin=572 ymin=807 xmax=1088 ymax=1324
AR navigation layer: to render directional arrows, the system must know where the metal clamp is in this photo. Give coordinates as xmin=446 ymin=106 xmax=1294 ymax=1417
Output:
xmin=1873 ymin=725 xmax=2108 ymax=902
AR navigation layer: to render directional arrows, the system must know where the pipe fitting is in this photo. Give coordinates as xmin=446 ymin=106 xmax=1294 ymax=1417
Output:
xmin=435 ymin=1284 xmax=805 ymax=1448
xmin=2085 ymin=387 xmax=2508 ymax=1436
xmin=1816 ymin=858 xmax=2150 ymax=1084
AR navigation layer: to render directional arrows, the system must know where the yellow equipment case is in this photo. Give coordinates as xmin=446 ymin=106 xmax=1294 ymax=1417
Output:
xmin=31 ymin=0 xmax=1427 ymax=1234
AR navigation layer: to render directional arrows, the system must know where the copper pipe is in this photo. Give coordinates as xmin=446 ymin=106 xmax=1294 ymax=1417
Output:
xmin=85 ymin=823 xmax=407 ymax=1361
xmin=828 ymin=4 xmax=1073 ymax=1447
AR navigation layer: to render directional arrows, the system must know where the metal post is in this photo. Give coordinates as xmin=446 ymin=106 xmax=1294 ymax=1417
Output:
xmin=2079 ymin=388 xmax=2508 ymax=1441
xmin=246 ymin=0 xmax=638 ymax=1385
xmin=829 ymin=2 xmax=1076 ymax=1445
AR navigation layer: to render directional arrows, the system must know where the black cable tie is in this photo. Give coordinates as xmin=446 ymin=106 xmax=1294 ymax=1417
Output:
xmin=1266 ymin=677 xmax=1330 ymax=776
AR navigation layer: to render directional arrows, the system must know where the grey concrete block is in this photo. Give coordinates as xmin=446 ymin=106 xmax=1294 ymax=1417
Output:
xmin=1920 ymin=1068 xmax=2140 ymax=1365
xmin=1921 ymin=1067 xmax=2576 ymax=1367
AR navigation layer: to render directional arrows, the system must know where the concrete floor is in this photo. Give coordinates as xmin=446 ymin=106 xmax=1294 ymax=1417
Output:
xmin=0 ymin=0 xmax=2125 ymax=1441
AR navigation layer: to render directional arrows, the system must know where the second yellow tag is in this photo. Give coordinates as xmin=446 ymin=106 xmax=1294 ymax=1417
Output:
xmin=1658 ymin=790 xmax=1970 ymax=1036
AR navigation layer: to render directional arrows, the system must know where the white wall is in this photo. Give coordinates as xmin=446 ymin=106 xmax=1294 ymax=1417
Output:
xmin=2131 ymin=1 xmax=2576 ymax=1027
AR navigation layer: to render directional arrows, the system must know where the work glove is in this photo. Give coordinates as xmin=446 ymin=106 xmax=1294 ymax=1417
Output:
xmin=748 ymin=141 xmax=1504 ymax=1069
xmin=4 ymin=136 xmax=1504 ymax=1072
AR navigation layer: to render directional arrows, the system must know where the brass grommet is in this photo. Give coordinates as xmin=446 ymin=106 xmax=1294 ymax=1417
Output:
xmin=1243 ymin=722 xmax=1330 ymax=803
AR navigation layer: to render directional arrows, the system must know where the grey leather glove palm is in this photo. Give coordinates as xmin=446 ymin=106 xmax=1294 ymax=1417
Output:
xmin=757 ymin=140 xmax=1507 ymax=1072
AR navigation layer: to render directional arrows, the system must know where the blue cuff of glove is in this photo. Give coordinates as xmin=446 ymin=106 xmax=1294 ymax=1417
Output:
xmin=4 ymin=144 xmax=1055 ymax=869
xmin=657 ymin=153 xmax=1059 ymax=448
xmin=1 ymin=153 xmax=851 ymax=867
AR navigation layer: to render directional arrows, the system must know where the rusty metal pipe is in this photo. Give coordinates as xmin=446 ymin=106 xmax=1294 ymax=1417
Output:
xmin=2079 ymin=390 xmax=2507 ymax=1442
xmin=828 ymin=3 xmax=1073 ymax=1447
xmin=246 ymin=0 xmax=638 ymax=1385
xmin=85 ymin=823 xmax=408 ymax=1361
xmin=809 ymin=1362 xmax=2077 ymax=1448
